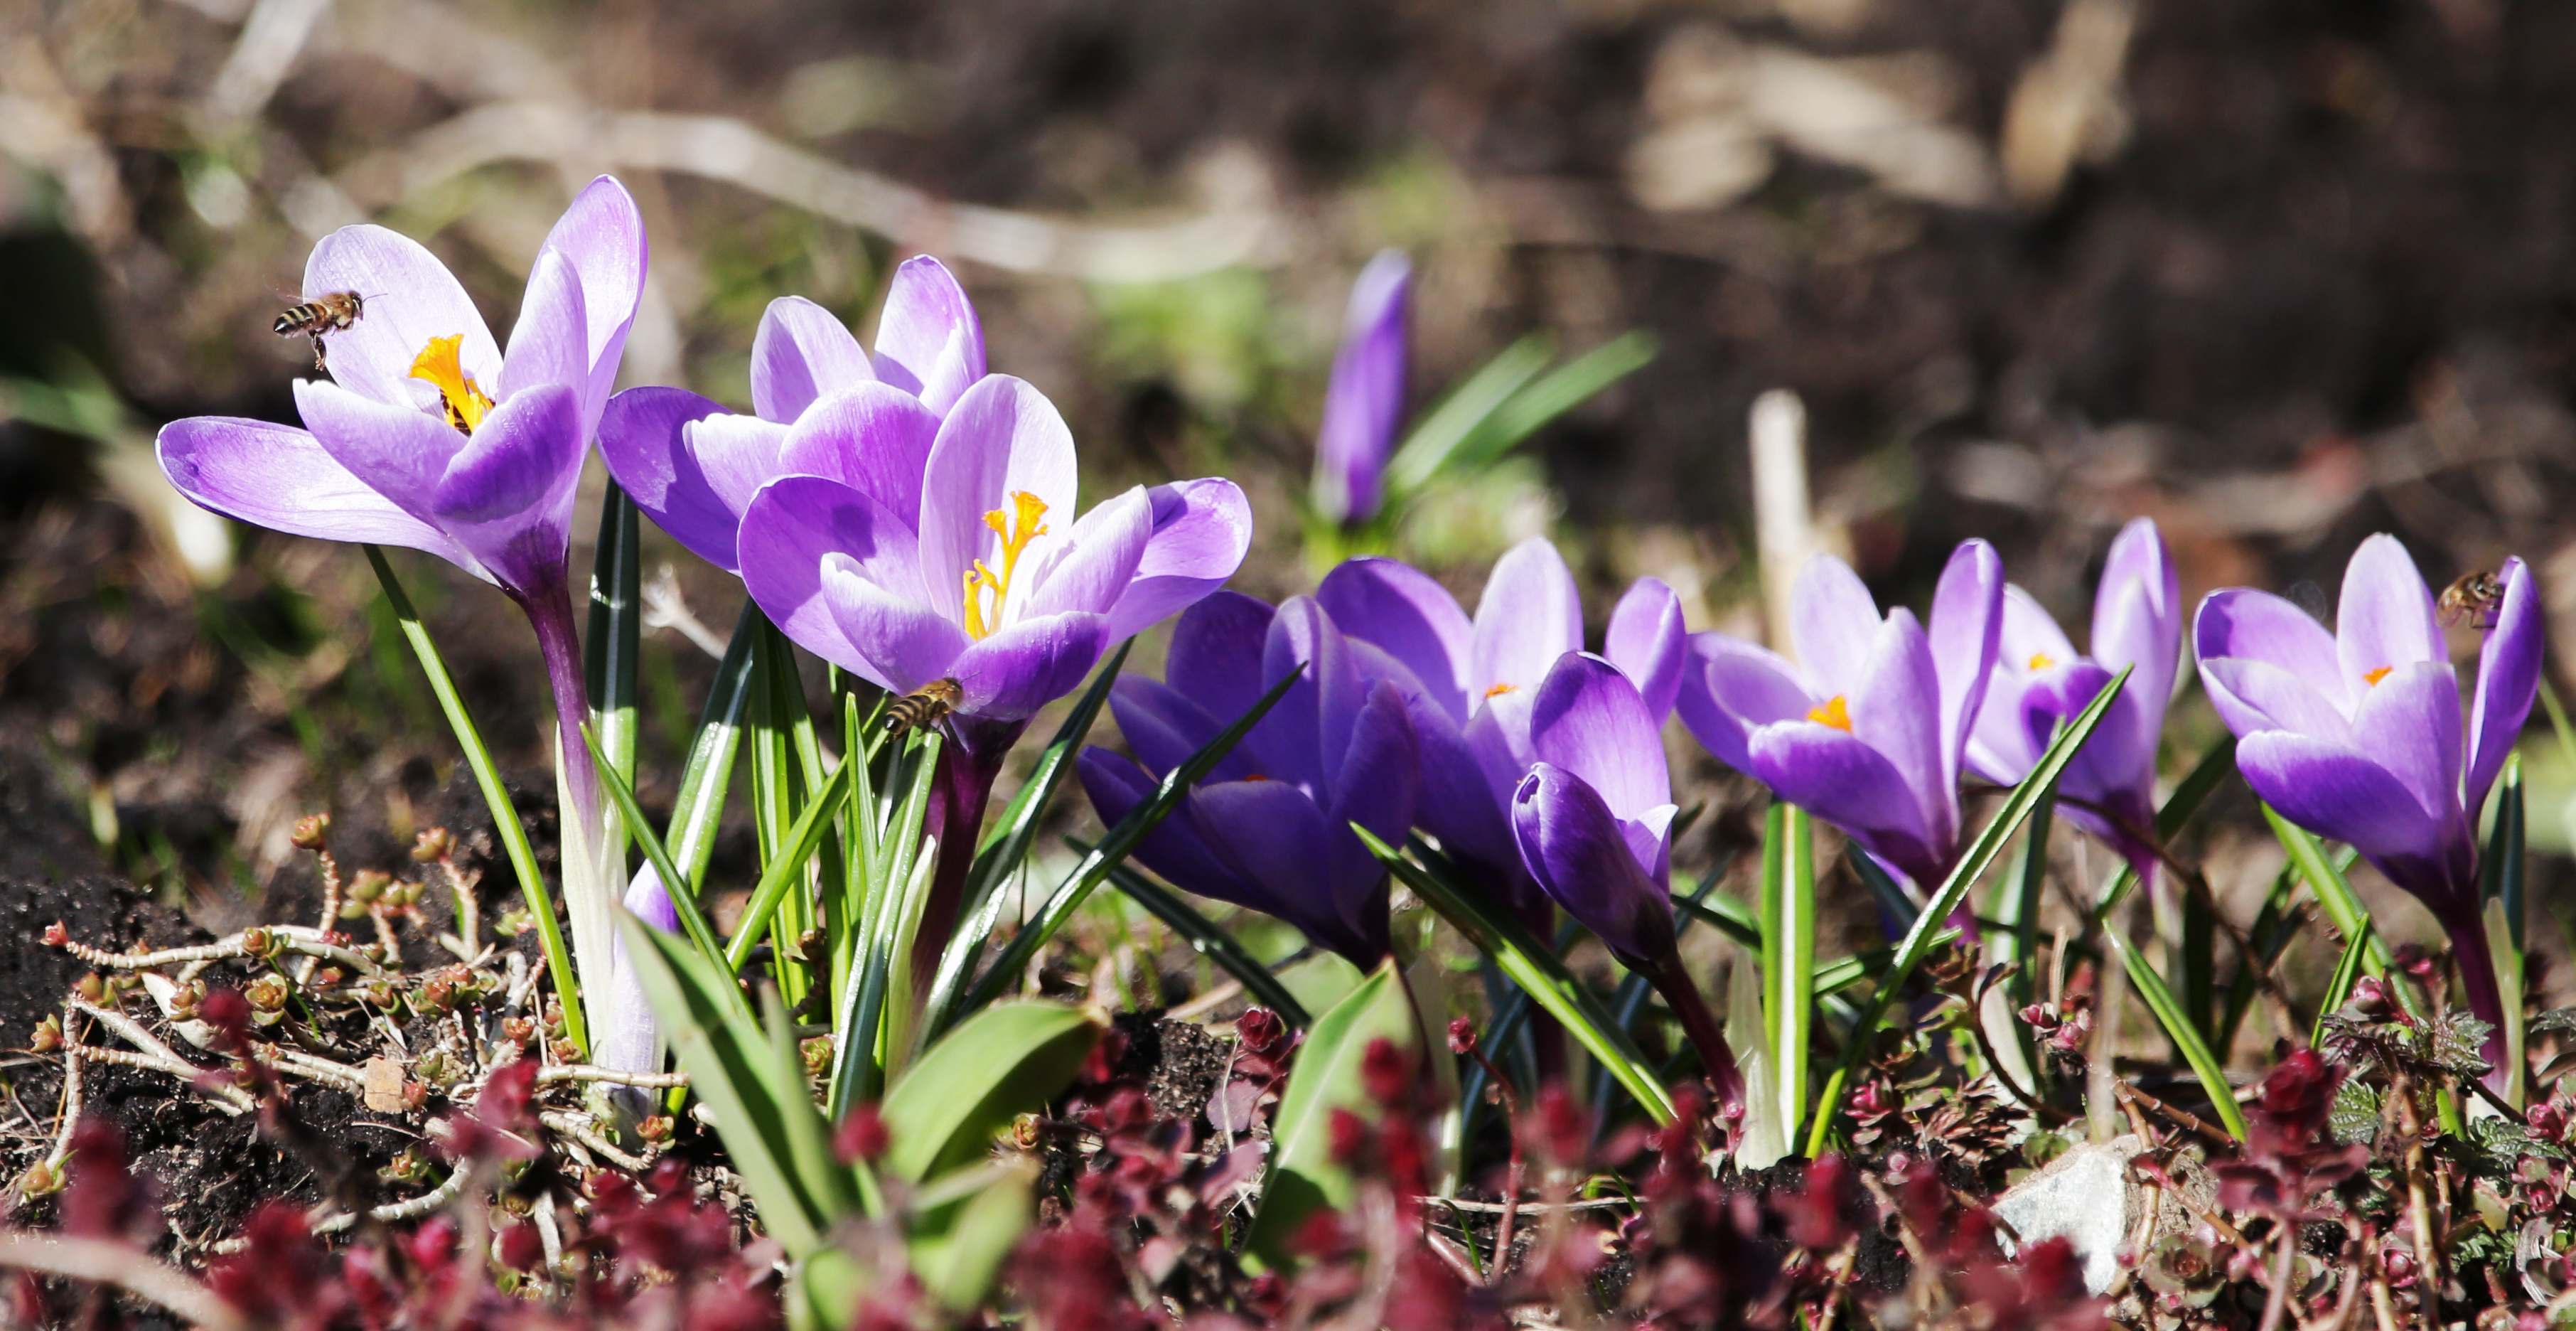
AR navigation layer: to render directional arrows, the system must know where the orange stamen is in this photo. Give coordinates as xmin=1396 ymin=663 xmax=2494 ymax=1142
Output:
xmin=1484 ymin=682 xmax=1518 ymax=700
xmin=2027 ymin=653 xmax=2056 ymax=672
xmin=1808 ymin=695 xmax=1853 ymax=732
xmin=407 ymin=334 xmax=494 ymax=434
xmin=960 ymin=491 xmax=1051 ymax=641
xmin=2363 ymin=666 xmax=2393 ymax=686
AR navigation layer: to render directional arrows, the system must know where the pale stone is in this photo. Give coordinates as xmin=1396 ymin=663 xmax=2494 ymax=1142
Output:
xmin=1989 ymin=1135 xmax=2147 ymax=1294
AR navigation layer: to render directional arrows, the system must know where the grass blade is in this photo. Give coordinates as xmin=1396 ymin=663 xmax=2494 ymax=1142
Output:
xmin=2263 ymin=806 xmax=2392 ymax=976
xmin=364 ymin=546 xmax=585 ymax=1054
xmin=1803 ymin=666 xmax=2131 ymax=1158
xmin=1994 ymin=787 xmax=2055 ymax=1081
xmin=2313 ymin=918 xmax=2375 ymax=1047
xmin=2216 ymin=863 xmax=2306 ymax=1057
xmin=2105 ymin=921 xmax=2248 ymax=1139
xmin=2179 ymin=877 xmax=2216 ymax=1047
xmin=2481 ymin=752 xmax=2526 ymax=946
xmin=1359 ymin=827 xmax=1675 ymax=1124
xmin=1380 ymin=336 xmax=1552 ymax=496
xmin=1449 ymin=332 xmax=1658 ymax=475
xmin=1096 ymin=857 xmax=1311 ymax=1027
xmin=583 ymin=481 xmax=643 ymax=872
xmin=1759 ymin=803 xmax=1818 ymax=1149
xmin=664 ymin=602 xmax=760 ymax=892
xmin=945 ymin=667 xmax=1305 ymax=1027
xmin=726 ymin=757 xmax=858 ymax=973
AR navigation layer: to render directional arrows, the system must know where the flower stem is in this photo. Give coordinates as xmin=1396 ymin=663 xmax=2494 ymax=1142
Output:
xmin=519 ymin=580 xmax=613 ymax=1033
xmin=1637 ymin=950 xmax=1744 ymax=1118
xmin=907 ymin=715 xmax=1021 ymax=1000
xmin=2440 ymin=910 xmax=2511 ymax=1091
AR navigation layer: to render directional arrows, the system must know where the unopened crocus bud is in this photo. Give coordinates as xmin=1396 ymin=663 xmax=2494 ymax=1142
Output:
xmin=291 ymin=813 xmax=330 ymax=850
xmin=411 ymin=827 xmax=454 ymax=862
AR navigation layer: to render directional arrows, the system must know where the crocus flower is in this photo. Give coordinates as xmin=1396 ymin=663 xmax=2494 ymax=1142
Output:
xmin=599 ymin=865 xmax=682 ymax=1076
xmin=734 ymin=373 xmax=1252 ymax=973
xmin=157 ymin=177 xmax=647 ymax=1019
xmin=2194 ymin=536 xmax=2540 ymax=1078
xmin=1311 ymin=250 xmax=1410 ymax=527
xmin=1315 ymin=538 xmax=1687 ymax=920
xmin=1678 ymin=542 xmax=2004 ymax=904
xmin=1967 ymin=517 xmax=2181 ymax=889
xmin=1509 ymin=651 xmax=1742 ymax=1108
xmin=1076 ymin=592 xmax=1419 ymax=965
xmin=596 ymin=256 xmax=987 ymax=574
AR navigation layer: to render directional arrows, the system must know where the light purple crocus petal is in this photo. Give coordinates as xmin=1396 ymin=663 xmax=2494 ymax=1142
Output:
xmin=1026 ymin=486 xmax=1154 ymax=621
xmin=1167 ymin=591 xmax=1276 ymax=729
xmin=1927 ymin=539 xmax=2005 ymax=798
xmin=1676 ymin=634 xmax=1814 ymax=774
xmin=1317 ymin=556 xmax=1475 ymax=722
xmin=1530 ymin=652 xmax=1670 ymax=820
xmin=1512 ymin=763 xmax=1675 ymax=963
xmin=1606 ymin=577 xmax=1687 ymax=722
xmin=2091 ymin=516 xmax=2180 ymax=712
xmin=2348 ymin=661 xmax=2465 ymax=843
xmin=2336 ymin=533 xmax=2445 ymax=693
xmin=751 ymin=295 xmax=874 ymax=424
xmin=301 ymin=224 xmax=499 ymax=414
xmin=600 ymin=863 xmax=682 ymax=1075
xmin=1847 ymin=610 xmax=1950 ymax=855
xmin=916 ymin=375 xmax=1078 ymax=622
xmin=950 ymin=611 xmax=1111 ymax=721
xmin=1406 ymin=692 xmax=1520 ymax=874
xmin=1101 ymin=479 xmax=1253 ymax=643
xmin=429 ymin=383 xmax=585 ymax=595
xmin=1790 ymin=554 xmax=1884 ymax=698
xmin=290 ymin=378 xmax=467 ymax=526
xmin=154 ymin=417 xmax=476 ymax=570
xmin=2467 ymin=558 xmax=2543 ymax=816
xmin=1311 ymin=250 xmax=1410 ymax=525
xmin=597 ymin=387 xmax=753 ymax=571
xmin=822 ymin=560 xmax=973 ymax=695
xmin=535 ymin=175 xmax=648 ymax=434
xmin=498 ymin=247 xmax=589 ymax=409
xmin=1265 ymin=598 xmax=1363 ymax=795
xmin=776 ymin=383 xmax=942 ymax=526
xmin=1748 ymin=720 xmax=1944 ymax=887
xmin=1472 ymin=537 xmax=1582 ymax=696
xmin=2195 ymin=589 xmax=2349 ymax=731
xmin=873 ymin=256 xmax=987 ymax=415
xmin=2196 ymin=658 xmax=2355 ymax=746
xmin=739 ymin=475 xmax=942 ymax=690
xmin=1107 ymin=675 xmax=1264 ymax=786
xmin=2232 ymin=732 xmax=2461 ymax=897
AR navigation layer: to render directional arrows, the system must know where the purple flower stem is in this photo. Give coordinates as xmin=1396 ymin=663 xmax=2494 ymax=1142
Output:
xmin=908 ymin=715 xmax=1025 ymax=995
xmin=1631 ymin=950 xmax=1744 ymax=1117
xmin=518 ymin=579 xmax=604 ymax=849
xmin=2437 ymin=907 xmax=2510 ymax=1088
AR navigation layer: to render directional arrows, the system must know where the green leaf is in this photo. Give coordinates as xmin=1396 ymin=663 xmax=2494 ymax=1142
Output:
xmin=2313 ymin=917 xmax=2375 ymax=1048
xmin=766 ymin=987 xmax=859 ymax=1217
xmin=1804 ymin=666 xmax=2131 ymax=1158
xmin=2105 ymin=921 xmax=2248 ymax=1140
xmin=2263 ymin=806 xmax=2393 ymax=977
xmin=1246 ymin=960 xmax=1420 ymax=1264
xmin=618 ymin=912 xmax=835 ymax=1255
xmin=2486 ymin=895 xmax=2526 ymax=1109
xmin=583 ymin=481 xmax=643 ymax=872
xmin=664 ymin=602 xmax=761 ymax=892
xmin=2178 ymin=877 xmax=2216 ymax=1049
xmin=726 ymin=757 xmax=859 ymax=973
xmin=1993 ymin=786 xmax=2055 ymax=1084
xmin=1098 ymin=856 xmax=1311 ymax=1027
xmin=880 ymin=1001 xmax=1103 ymax=1185
xmin=2481 ymin=752 xmax=2526 ymax=948
xmin=365 ymin=546 xmax=585 ymax=1054
xmin=1359 ymin=828 xmax=1675 ymax=1124
xmin=1759 ymin=802 xmax=1817 ymax=1149
xmin=579 ymin=725 xmax=737 ymax=990
xmin=910 ymin=1161 xmax=1037 ymax=1312
xmin=1381 ymin=336 xmax=1552 ymax=496
xmin=945 ymin=666 xmax=1304 ymax=1027
xmin=2218 ymin=863 xmax=2306 ymax=1058
xmin=1670 ymin=891 xmax=1762 ymax=951
xmin=1448 ymin=332 xmax=1658 ymax=476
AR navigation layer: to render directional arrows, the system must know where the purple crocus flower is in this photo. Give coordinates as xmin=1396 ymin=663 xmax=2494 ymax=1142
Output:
xmin=2195 ymin=535 xmax=2541 ymax=1079
xmin=1311 ymin=251 xmax=1410 ymax=527
xmin=1966 ymin=518 xmax=2181 ymax=889
xmin=734 ymin=373 xmax=1252 ymax=973
xmin=156 ymin=177 xmax=647 ymax=1016
xmin=1076 ymin=592 xmax=1420 ymax=966
xmin=599 ymin=864 xmax=682 ymax=1075
xmin=1678 ymin=542 xmax=2004 ymax=902
xmin=1315 ymin=538 xmax=1687 ymax=921
xmin=1508 ymin=651 xmax=1742 ymax=1108
xmin=596 ymin=256 xmax=987 ymax=574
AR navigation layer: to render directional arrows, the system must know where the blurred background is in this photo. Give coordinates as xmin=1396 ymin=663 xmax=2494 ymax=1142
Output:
xmin=8 ymin=0 xmax=2576 ymax=1015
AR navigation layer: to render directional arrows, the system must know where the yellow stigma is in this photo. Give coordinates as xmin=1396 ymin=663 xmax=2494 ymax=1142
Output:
xmin=960 ymin=491 xmax=1051 ymax=641
xmin=2364 ymin=666 xmax=2393 ymax=686
xmin=1808 ymin=695 xmax=1853 ymax=732
xmin=407 ymin=335 xmax=494 ymax=434
xmin=2027 ymin=652 xmax=2056 ymax=671
xmin=1484 ymin=682 xmax=1518 ymax=700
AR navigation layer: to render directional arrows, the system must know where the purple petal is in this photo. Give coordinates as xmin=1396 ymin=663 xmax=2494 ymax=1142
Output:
xmin=739 ymin=475 xmax=941 ymax=689
xmin=2091 ymin=517 xmax=2181 ymax=717
xmin=1265 ymin=598 xmax=1361 ymax=795
xmin=2467 ymin=557 xmax=2543 ymax=816
xmin=1790 ymin=553 xmax=1883 ymax=698
xmin=1167 ymin=590 xmax=1277 ymax=728
xmin=872 ymin=255 xmax=987 ymax=415
xmin=1997 ymin=586 xmax=2079 ymax=678
xmin=498 ymin=247 xmax=589 ymax=409
xmin=1102 ymin=479 xmax=1252 ymax=643
xmin=1965 ymin=673 xmax=2040 ymax=786
xmin=1321 ymin=680 xmax=1420 ymax=936
xmin=1747 ymin=720 xmax=1944 ymax=889
xmin=1026 ymin=486 xmax=1153 ymax=621
xmin=916 ymin=375 xmax=1078 ymax=624
xmin=950 ymin=611 xmax=1110 ymax=721
xmin=302 ymin=224 xmax=498 ymax=414
xmin=1078 ymin=749 xmax=1264 ymax=909
xmin=2336 ymin=533 xmax=2444 ymax=693
xmin=291 ymin=378 xmax=466 ymax=524
xmin=1511 ymin=763 xmax=1675 ymax=963
xmin=776 ymin=383 xmax=941 ymax=525
xmin=2234 ymin=732 xmax=2468 ymax=904
xmin=2197 ymin=658 xmax=2354 ymax=745
xmin=1316 ymin=556 xmax=1474 ymax=722
xmin=1107 ymin=675 xmax=1259 ymax=786
xmin=1464 ymin=685 xmax=1540 ymax=813
xmin=2349 ymin=660 xmax=2465 ymax=834
xmin=1927 ymin=538 xmax=2004 ymax=799
xmin=2196 ymin=588 xmax=2349 ymax=723
xmin=1401 ymin=693 xmax=1519 ymax=876
xmin=429 ymin=383 xmax=584 ymax=596
xmin=1471 ymin=537 xmax=1582 ymax=696
xmin=1530 ymin=652 xmax=1669 ymax=820
xmin=751 ymin=296 xmax=872 ymax=424
xmin=154 ymin=416 xmax=477 ymax=570
xmin=1846 ymin=609 xmax=1950 ymax=857
xmin=535 ymin=175 xmax=648 ymax=434
xmin=1188 ymin=779 xmax=1346 ymax=951
xmin=598 ymin=387 xmax=753 ymax=572
xmin=600 ymin=863 xmax=678 ymax=1074
xmin=1311 ymin=250 xmax=1409 ymax=525
xmin=1675 ymin=633 xmax=1813 ymax=773
xmin=1605 ymin=577 xmax=1687 ymax=722
xmin=822 ymin=560 xmax=973 ymax=695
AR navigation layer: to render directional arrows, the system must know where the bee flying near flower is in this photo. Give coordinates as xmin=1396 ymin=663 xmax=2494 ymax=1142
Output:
xmin=2438 ymin=567 xmax=2506 ymax=629
xmin=884 ymin=678 xmax=962 ymax=734
xmin=272 ymin=289 xmax=367 ymax=372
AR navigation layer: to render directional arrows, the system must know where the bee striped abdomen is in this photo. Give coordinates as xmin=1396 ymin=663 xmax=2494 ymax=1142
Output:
xmin=884 ymin=678 xmax=963 ymax=734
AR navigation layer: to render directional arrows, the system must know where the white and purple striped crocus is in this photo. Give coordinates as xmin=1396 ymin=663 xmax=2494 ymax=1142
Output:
xmin=1967 ymin=518 xmax=2181 ymax=890
xmin=1678 ymin=542 xmax=2005 ymax=908
xmin=1315 ymin=538 xmax=1688 ymax=923
xmin=1310 ymin=251 xmax=1410 ymax=528
xmin=596 ymin=256 xmax=989 ymax=574
xmin=1076 ymin=592 xmax=1420 ymax=966
xmin=156 ymin=177 xmax=648 ymax=1026
xmin=2195 ymin=535 xmax=2541 ymax=1077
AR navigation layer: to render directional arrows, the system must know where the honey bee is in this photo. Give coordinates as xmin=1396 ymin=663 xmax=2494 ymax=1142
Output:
xmin=883 ymin=678 xmax=963 ymax=734
xmin=2439 ymin=568 xmax=2507 ymax=629
xmin=273 ymin=290 xmax=367 ymax=371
